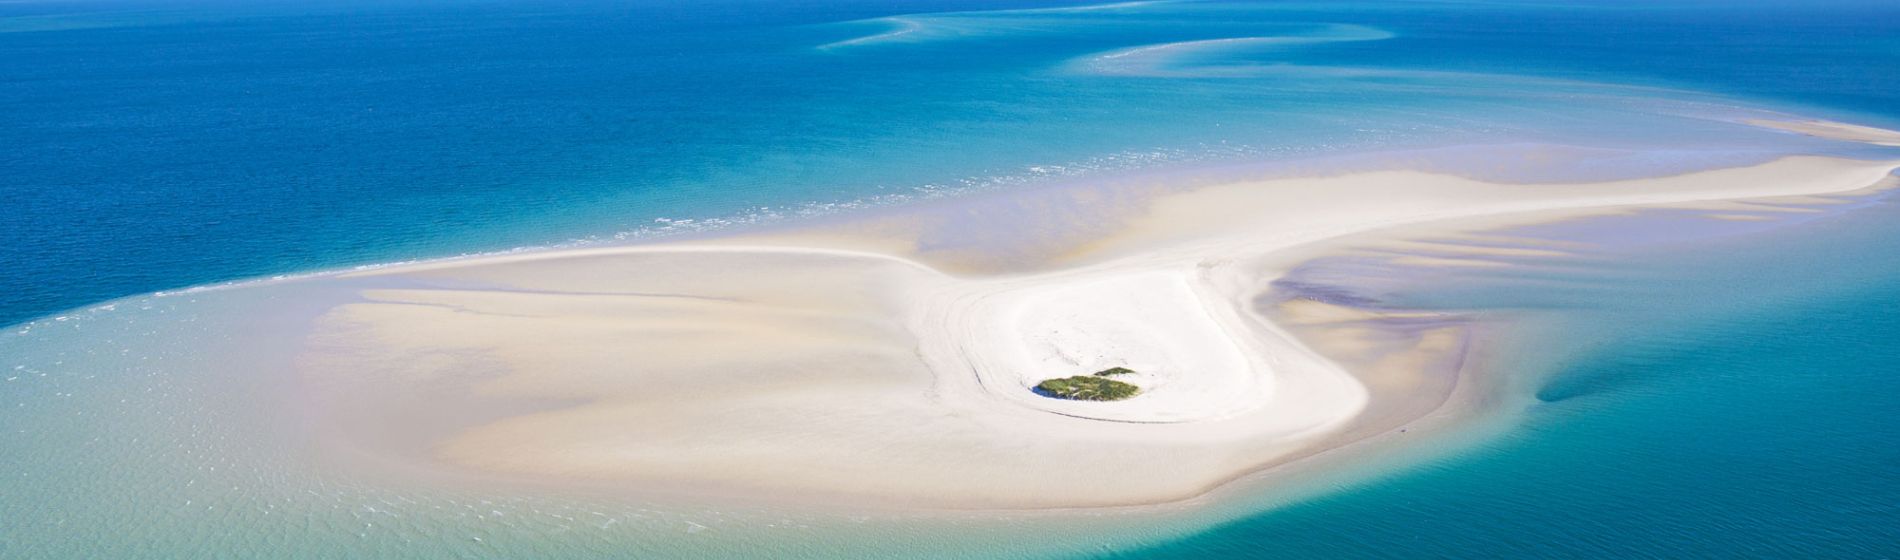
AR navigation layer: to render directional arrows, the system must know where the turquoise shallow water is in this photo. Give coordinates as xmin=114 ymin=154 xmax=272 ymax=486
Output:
xmin=5 ymin=0 xmax=1900 ymax=558
xmin=1124 ymin=194 xmax=1900 ymax=558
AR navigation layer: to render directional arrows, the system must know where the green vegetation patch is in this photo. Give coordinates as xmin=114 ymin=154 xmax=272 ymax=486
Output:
xmin=1092 ymin=367 xmax=1136 ymax=377
xmin=1034 ymin=375 xmax=1141 ymax=401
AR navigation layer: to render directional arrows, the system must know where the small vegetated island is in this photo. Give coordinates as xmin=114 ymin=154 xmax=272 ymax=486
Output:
xmin=1034 ymin=367 xmax=1140 ymax=401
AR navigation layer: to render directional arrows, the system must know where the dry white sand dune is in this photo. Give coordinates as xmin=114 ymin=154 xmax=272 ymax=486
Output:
xmin=299 ymin=154 xmax=1900 ymax=509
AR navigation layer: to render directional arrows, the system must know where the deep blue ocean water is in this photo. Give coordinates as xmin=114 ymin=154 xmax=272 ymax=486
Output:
xmin=6 ymin=0 xmax=1898 ymax=326
xmin=5 ymin=0 xmax=1900 ymax=558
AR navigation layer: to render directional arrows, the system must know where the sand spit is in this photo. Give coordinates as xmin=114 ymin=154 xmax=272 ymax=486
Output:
xmin=1746 ymin=118 xmax=1900 ymax=147
xmin=299 ymin=155 xmax=1900 ymax=509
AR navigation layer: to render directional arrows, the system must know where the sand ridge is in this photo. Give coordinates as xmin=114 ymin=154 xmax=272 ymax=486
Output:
xmin=1746 ymin=118 xmax=1900 ymax=147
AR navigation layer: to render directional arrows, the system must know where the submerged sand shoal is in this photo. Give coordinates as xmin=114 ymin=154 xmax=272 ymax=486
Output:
xmin=297 ymin=153 xmax=1900 ymax=510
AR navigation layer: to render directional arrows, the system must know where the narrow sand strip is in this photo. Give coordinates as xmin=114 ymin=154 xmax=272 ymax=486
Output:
xmin=301 ymin=155 xmax=1900 ymax=509
xmin=1746 ymin=118 xmax=1900 ymax=147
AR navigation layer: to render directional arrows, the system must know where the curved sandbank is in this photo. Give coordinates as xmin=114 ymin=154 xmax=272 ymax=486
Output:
xmin=299 ymin=154 xmax=1900 ymax=510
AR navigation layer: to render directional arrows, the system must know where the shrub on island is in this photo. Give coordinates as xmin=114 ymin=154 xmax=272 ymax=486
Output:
xmin=1034 ymin=371 xmax=1140 ymax=401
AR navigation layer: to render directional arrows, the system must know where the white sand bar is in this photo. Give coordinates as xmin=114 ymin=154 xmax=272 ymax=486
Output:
xmin=302 ymin=154 xmax=1900 ymax=509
